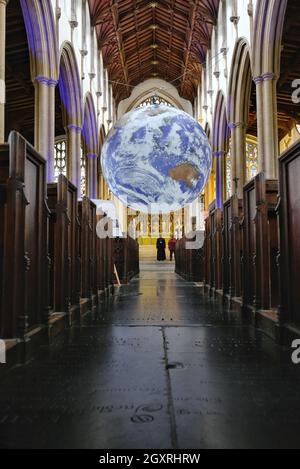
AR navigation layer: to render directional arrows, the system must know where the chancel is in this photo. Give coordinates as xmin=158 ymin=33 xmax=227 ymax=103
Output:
xmin=0 ymin=0 xmax=300 ymax=451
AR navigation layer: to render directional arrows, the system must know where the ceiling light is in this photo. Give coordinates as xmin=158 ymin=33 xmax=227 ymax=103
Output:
xmin=149 ymin=24 xmax=158 ymax=30
xmin=150 ymin=44 xmax=158 ymax=49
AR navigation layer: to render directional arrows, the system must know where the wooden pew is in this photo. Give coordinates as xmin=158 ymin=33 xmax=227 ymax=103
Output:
xmin=204 ymin=214 xmax=211 ymax=288
xmin=206 ymin=201 xmax=223 ymax=293
xmin=114 ymin=236 xmax=139 ymax=284
xmin=0 ymin=132 xmax=48 ymax=340
xmin=243 ymin=172 xmax=279 ymax=325
xmin=175 ymin=234 xmax=204 ymax=282
xmin=78 ymin=198 xmax=116 ymax=313
xmin=128 ymin=236 xmax=139 ymax=279
xmin=222 ymin=195 xmax=243 ymax=308
xmin=278 ymin=141 xmax=300 ymax=341
xmin=95 ymin=212 xmax=106 ymax=293
xmin=187 ymin=235 xmax=204 ymax=282
xmin=175 ymin=238 xmax=187 ymax=278
xmin=47 ymin=175 xmax=80 ymax=322
xmin=78 ymin=197 xmax=97 ymax=301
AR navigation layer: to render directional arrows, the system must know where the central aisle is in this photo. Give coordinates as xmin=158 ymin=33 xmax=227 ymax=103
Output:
xmin=0 ymin=262 xmax=300 ymax=449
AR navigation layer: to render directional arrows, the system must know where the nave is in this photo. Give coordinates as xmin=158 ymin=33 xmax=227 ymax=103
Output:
xmin=0 ymin=262 xmax=299 ymax=450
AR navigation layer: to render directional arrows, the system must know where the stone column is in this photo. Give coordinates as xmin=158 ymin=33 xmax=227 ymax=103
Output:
xmin=0 ymin=0 xmax=8 ymax=142
xmin=229 ymin=122 xmax=246 ymax=198
xmin=35 ymin=77 xmax=50 ymax=157
xmin=34 ymin=76 xmax=57 ymax=182
xmin=86 ymin=152 xmax=97 ymax=199
xmin=47 ymin=79 xmax=57 ymax=182
xmin=253 ymin=76 xmax=265 ymax=173
xmin=66 ymin=124 xmax=82 ymax=189
xmin=254 ymin=73 xmax=279 ymax=178
xmin=214 ymin=151 xmax=225 ymax=209
xmin=207 ymin=170 xmax=216 ymax=206
xmin=262 ymin=72 xmax=279 ymax=178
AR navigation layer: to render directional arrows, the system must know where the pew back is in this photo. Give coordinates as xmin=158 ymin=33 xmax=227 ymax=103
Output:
xmin=279 ymin=142 xmax=300 ymax=324
xmin=0 ymin=132 xmax=48 ymax=338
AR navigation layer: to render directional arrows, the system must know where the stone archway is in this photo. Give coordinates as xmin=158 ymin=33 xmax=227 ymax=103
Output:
xmin=227 ymin=38 xmax=253 ymax=197
xmin=252 ymin=0 xmax=288 ymax=177
xmin=58 ymin=41 xmax=83 ymax=188
xmin=98 ymin=124 xmax=108 ymax=199
xmin=83 ymin=93 xmax=99 ymax=198
xmin=212 ymin=91 xmax=229 ymax=208
xmin=20 ymin=0 xmax=58 ymax=83
xmin=253 ymin=0 xmax=288 ymax=79
xmin=1 ymin=0 xmax=58 ymax=180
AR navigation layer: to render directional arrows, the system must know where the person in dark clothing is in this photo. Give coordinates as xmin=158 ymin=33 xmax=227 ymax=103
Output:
xmin=156 ymin=235 xmax=166 ymax=261
xmin=168 ymin=236 xmax=177 ymax=261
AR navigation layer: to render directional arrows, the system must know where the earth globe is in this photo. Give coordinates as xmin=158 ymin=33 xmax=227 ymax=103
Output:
xmin=101 ymin=104 xmax=212 ymax=214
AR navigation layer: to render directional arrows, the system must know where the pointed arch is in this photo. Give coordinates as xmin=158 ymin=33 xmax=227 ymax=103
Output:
xmin=99 ymin=124 xmax=106 ymax=149
xmin=227 ymin=38 xmax=252 ymax=127
xmin=59 ymin=42 xmax=83 ymax=128
xmin=83 ymin=93 xmax=99 ymax=198
xmin=227 ymin=39 xmax=254 ymax=196
xmin=212 ymin=91 xmax=229 ymax=208
xmin=98 ymin=124 xmax=108 ymax=198
xmin=213 ymin=91 xmax=228 ymax=154
xmin=57 ymin=42 xmax=83 ymax=188
xmin=204 ymin=123 xmax=211 ymax=144
xmin=83 ymin=93 xmax=99 ymax=157
xmin=253 ymin=0 xmax=288 ymax=78
xmin=20 ymin=0 xmax=58 ymax=81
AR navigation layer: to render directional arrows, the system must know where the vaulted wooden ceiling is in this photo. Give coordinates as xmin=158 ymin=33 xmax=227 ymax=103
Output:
xmin=88 ymin=0 xmax=219 ymax=104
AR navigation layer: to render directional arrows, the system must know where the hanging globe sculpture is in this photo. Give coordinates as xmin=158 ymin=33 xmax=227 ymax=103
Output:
xmin=101 ymin=104 xmax=212 ymax=214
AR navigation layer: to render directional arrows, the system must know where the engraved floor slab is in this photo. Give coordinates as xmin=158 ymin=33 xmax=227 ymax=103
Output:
xmin=165 ymin=326 xmax=300 ymax=449
xmin=0 ymin=327 xmax=171 ymax=449
xmin=0 ymin=263 xmax=300 ymax=449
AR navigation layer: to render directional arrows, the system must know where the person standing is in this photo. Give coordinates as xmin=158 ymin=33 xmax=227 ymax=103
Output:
xmin=168 ymin=236 xmax=177 ymax=261
xmin=156 ymin=235 xmax=166 ymax=261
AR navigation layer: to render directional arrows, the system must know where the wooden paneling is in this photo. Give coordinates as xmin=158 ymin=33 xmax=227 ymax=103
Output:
xmin=114 ymin=236 xmax=139 ymax=283
xmin=208 ymin=202 xmax=223 ymax=291
xmin=204 ymin=214 xmax=211 ymax=287
xmin=223 ymin=196 xmax=244 ymax=300
xmin=78 ymin=197 xmax=97 ymax=299
xmin=243 ymin=173 xmax=278 ymax=312
xmin=0 ymin=132 xmax=48 ymax=338
xmin=175 ymin=235 xmax=204 ymax=282
xmin=47 ymin=175 xmax=80 ymax=314
xmin=278 ymin=141 xmax=300 ymax=325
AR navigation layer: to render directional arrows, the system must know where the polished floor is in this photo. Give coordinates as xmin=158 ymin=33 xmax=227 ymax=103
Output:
xmin=0 ymin=261 xmax=300 ymax=449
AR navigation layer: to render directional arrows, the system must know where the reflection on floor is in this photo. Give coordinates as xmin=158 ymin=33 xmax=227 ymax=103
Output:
xmin=0 ymin=262 xmax=300 ymax=449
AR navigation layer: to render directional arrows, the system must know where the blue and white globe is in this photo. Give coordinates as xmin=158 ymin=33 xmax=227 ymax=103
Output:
xmin=101 ymin=104 xmax=212 ymax=214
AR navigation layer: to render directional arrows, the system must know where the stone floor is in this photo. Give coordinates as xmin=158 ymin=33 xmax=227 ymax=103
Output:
xmin=0 ymin=261 xmax=300 ymax=449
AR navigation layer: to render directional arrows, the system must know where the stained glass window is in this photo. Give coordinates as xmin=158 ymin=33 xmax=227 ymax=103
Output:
xmin=245 ymin=139 xmax=259 ymax=181
xmin=137 ymin=96 xmax=174 ymax=108
xmin=54 ymin=139 xmax=67 ymax=181
xmin=80 ymin=147 xmax=86 ymax=197
xmin=225 ymin=140 xmax=232 ymax=199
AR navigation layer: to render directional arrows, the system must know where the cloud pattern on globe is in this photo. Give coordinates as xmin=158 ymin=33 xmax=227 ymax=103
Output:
xmin=101 ymin=104 xmax=212 ymax=214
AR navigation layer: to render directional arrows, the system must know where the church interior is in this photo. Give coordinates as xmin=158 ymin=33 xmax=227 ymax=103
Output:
xmin=1 ymin=0 xmax=300 ymax=450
